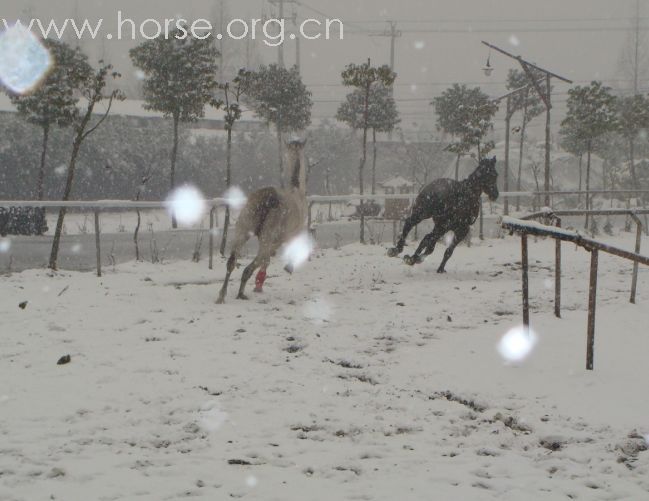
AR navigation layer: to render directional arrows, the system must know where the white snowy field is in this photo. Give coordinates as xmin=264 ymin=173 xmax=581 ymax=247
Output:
xmin=1 ymin=234 xmax=649 ymax=501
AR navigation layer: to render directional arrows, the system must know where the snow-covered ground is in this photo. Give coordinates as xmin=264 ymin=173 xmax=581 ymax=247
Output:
xmin=1 ymin=234 xmax=649 ymax=500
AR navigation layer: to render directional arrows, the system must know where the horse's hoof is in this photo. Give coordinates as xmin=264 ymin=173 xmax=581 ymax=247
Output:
xmin=237 ymin=293 xmax=249 ymax=300
xmin=216 ymin=296 xmax=226 ymax=304
xmin=254 ymin=287 xmax=263 ymax=294
xmin=284 ymin=264 xmax=294 ymax=274
xmin=437 ymin=268 xmax=447 ymax=274
xmin=404 ymin=255 xmax=422 ymax=266
xmin=387 ymin=248 xmax=401 ymax=257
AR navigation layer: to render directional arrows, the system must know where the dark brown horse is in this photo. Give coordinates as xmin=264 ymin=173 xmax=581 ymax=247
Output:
xmin=388 ymin=157 xmax=499 ymax=272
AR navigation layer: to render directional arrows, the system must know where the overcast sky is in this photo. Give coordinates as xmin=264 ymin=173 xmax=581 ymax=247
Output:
xmin=1 ymin=0 xmax=646 ymax=137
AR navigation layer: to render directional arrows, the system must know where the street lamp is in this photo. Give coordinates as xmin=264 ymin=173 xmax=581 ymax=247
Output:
xmin=482 ymin=51 xmax=494 ymax=77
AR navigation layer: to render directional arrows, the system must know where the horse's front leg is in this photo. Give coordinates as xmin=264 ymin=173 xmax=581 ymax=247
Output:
xmin=437 ymin=226 xmax=469 ymax=273
xmin=237 ymin=256 xmax=262 ymax=300
xmin=388 ymin=209 xmax=426 ymax=257
xmin=404 ymin=225 xmax=447 ymax=266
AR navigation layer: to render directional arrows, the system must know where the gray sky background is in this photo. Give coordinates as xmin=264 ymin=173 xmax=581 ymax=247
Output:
xmin=1 ymin=0 xmax=646 ymax=137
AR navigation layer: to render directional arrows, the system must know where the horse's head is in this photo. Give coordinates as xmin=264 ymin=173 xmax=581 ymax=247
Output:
xmin=285 ymin=137 xmax=307 ymax=190
xmin=476 ymin=156 xmax=499 ymax=201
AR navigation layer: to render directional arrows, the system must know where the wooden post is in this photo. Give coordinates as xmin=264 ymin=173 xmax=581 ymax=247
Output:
xmin=392 ymin=220 xmax=397 ymax=246
xmin=521 ymin=233 xmax=530 ymax=331
xmin=586 ymin=249 xmax=598 ymax=371
xmin=94 ymin=210 xmax=101 ymax=278
xmin=480 ymin=197 xmax=484 ymax=240
xmin=544 ymin=75 xmax=552 ymax=208
xmin=630 ymin=214 xmax=642 ymax=304
xmin=208 ymin=207 xmax=215 ymax=270
xmin=554 ymin=218 xmax=562 ymax=318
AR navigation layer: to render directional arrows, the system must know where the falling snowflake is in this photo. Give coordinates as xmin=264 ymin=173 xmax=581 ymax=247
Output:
xmin=245 ymin=476 xmax=258 ymax=488
xmin=543 ymin=278 xmax=553 ymax=290
xmin=282 ymin=232 xmax=314 ymax=270
xmin=413 ymin=41 xmax=425 ymax=50
xmin=54 ymin=165 xmax=66 ymax=176
xmin=497 ymin=325 xmax=538 ymax=363
xmin=198 ymin=401 xmax=228 ymax=432
xmin=134 ymin=69 xmax=146 ymax=80
xmin=0 ymin=238 xmax=11 ymax=253
xmin=165 ymin=185 xmax=207 ymax=226
xmin=223 ymin=186 xmax=247 ymax=211
xmin=410 ymin=84 xmax=418 ymax=93
xmin=71 ymin=243 xmax=82 ymax=254
xmin=0 ymin=24 xmax=52 ymax=94
xmin=508 ymin=35 xmax=520 ymax=47
xmin=303 ymin=296 xmax=332 ymax=325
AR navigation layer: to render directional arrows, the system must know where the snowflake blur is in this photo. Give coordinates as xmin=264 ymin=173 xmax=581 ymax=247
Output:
xmin=223 ymin=186 xmax=247 ymax=211
xmin=509 ymin=34 xmax=520 ymax=47
xmin=303 ymin=296 xmax=332 ymax=325
xmin=498 ymin=325 xmax=538 ymax=363
xmin=282 ymin=232 xmax=314 ymax=270
xmin=245 ymin=476 xmax=258 ymax=488
xmin=198 ymin=401 xmax=228 ymax=432
xmin=165 ymin=186 xmax=206 ymax=226
xmin=0 ymin=238 xmax=10 ymax=253
xmin=71 ymin=243 xmax=82 ymax=254
xmin=0 ymin=24 xmax=52 ymax=94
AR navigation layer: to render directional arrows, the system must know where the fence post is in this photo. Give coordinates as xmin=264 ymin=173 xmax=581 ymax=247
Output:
xmin=521 ymin=233 xmax=530 ymax=332
xmin=208 ymin=207 xmax=215 ymax=271
xmin=479 ymin=198 xmax=484 ymax=240
xmin=554 ymin=217 xmax=562 ymax=318
xmin=586 ymin=248 xmax=598 ymax=371
xmin=630 ymin=214 xmax=642 ymax=304
xmin=94 ymin=209 xmax=101 ymax=278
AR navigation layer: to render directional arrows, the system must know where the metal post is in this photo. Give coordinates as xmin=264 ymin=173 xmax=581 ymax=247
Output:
xmin=504 ymin=96 xmax=511 ymax=216
xmin=630 ymin=214 xmax=642 ymax=304
xmin=586 ymin=249 xmax=598 ymax=371
xmin=94 ymin=210 xmax=101 ymax=278
xmin=208 ymin=207 xmax=215 ymax=270
xmin=521 ymin=233 xmax=530 ymax=331
xmin=555 ymin=217 xmax=562 ymax=318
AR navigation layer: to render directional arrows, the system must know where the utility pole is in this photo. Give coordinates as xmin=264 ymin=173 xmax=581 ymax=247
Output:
xmin=633 ymin=0 xmax=640 ymax=94
xmin=267 ymin=0 xmax=298 ymax=68
xmin=369 ymin=21 xmax=402 ymax=73
xmin=482 ymin=41 xmax=573 ymax=208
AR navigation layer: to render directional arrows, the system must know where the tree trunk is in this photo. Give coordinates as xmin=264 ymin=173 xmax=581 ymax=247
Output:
xmin=629 ymin=137 xmax=638 ymax=189
xmin=455 ymin=153 xmax=460 ymax=181
xmin=49 ymin=138 xmax=83 ymax=270
xmin=585 ymin=144 xmax=592 ymax=229
xmin=134 ymin=187 xmax=143 ymax=261
xmin=371 ymin=128 xmax=377 ymax=195
xmin=170 ymin=114 xmax=179 ymax=229
xmin=37 ymin=125 xmax=50 ymax=201
xmin=578 ymin=154 xmax=583 ymax=206
xmin=220 ymin=127 xmax=233 ymax=257
xmin=359 ymin=83 xmax=370 ymax=245
xmin=277 ymin=125 xmax=284 ymax=188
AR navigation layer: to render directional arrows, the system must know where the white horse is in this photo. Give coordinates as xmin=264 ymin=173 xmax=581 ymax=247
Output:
xmin=217 ymin=139 xmax=308 ymax=303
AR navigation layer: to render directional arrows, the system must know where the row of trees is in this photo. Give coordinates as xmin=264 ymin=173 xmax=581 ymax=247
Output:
xmin=560 ymin=81 xmax=649 ymax=225
xmin=5 ymin=32 xmax=315 ymax=264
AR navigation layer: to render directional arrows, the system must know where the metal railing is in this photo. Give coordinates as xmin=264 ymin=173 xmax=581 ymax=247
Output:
xmin=501 ymin=214 xmax=649 ymax=370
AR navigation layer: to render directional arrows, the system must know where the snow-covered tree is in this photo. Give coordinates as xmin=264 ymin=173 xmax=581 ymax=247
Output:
xmin=340 ymin=59 xmax=396 ymax=243
xmin=616 ymin=93 xmax=649 ymax=189
xmin=506 ymin=69 xmax=546 ymax=209
xmin=49 ymin=61 xmax=124 ymax=270
xmin=337 ymin=83 xmax=400 ymax=194
xmin=130 ymin=31 xmax=219 ymax=227
xmin=7 ymin=39 xmax=91 ymax=200
xmin=244 ymin=64 xmax=312 ymax=186
xmin=560 ymin=81 xmax=617 ymax=226
xmin=214 ymin=69 xmax=251 ymax=256
xmin=433 ymin=84 xmax=497 ymax=180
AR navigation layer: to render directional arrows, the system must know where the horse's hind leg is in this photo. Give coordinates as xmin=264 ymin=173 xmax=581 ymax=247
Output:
xmin=404 ymin=225 xmax=447 ymax=266
xmin=388 ymin=207 xmax=427 ymax=257
xmin=254 ymin=256 xmax=272 ymax=293
xmin=437 ymin=225 xmax=469 ymax=273
xmin=216 ymin=252 xmax=237 ymax=304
